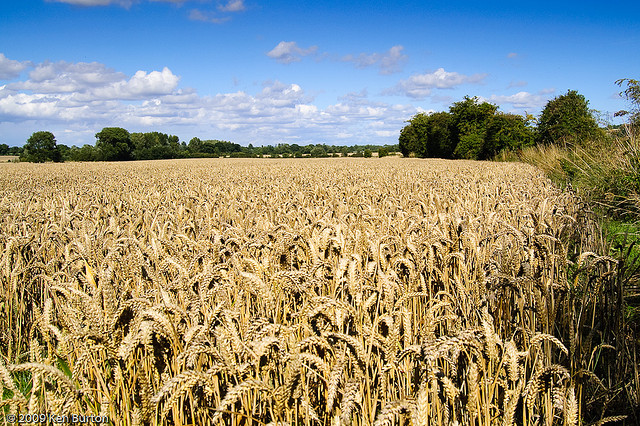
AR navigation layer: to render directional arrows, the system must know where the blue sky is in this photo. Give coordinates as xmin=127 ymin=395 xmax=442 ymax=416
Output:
xmin=0 ymin=0 xmax=638 ymax=147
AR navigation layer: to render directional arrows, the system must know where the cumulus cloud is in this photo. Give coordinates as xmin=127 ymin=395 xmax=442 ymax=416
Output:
xmin=389 ymin=68 xmax=487 ymax=99
xmin=267 ymin=41 xmax=318 ymax=64
xmin=9 ymin=61 xmax=179 ymax=100
xmin=342 ymin=45 xmax=408 ymax=75
xmin=487 ymin=90 xmax=554 ymax=109
xmin=0 ymin=53 xmax=31 ymax=80
xmin=0 ymin=56 xmax=420 ymax=146
xmin=11 ymin=61 xmax=126 ymax=93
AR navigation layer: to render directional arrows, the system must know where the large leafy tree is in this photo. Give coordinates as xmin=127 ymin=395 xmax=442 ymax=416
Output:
xmin=449 ymin=96 xmax=498 ymax=159
xmin=96 ymin=127 xmax=133 ymax=161
xmin=399 ymin=97 xmax=536 ymax=160
xmin=399 ymin=112 xmax=430 ymax=157
xmin=483 ymin=113 xmax=535 ymax=159
xmin=425 ymin=112 xmax=454 ymax=158
xmin=21 ymin=131 xmax=62 ymax=163
xmin=537 ymin=90 xmax=602 ymax=145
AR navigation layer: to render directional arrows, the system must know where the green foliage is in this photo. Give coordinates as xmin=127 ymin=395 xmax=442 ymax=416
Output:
xmin=449 ymin=96 xmax=498 ymax=159
xmin=95 ymin=127 xmax=133 ymax=161
xmin=70 ymin=145 xmax=99 ymax=162
xmin=363 ymin=149 xmax=372 ymax=158
xmin=537 ymin=90 xmax=602 ymax=145
xmin=425 ymin=111 xmax=453 ymax=158
xmin=131 ymin=132 xmax=182 ymax=160
xmin=399 ymin=96 xmax=533 ymax=160
xmin=483 ymin=113 xmax=535 ymax=159
xmin=399 ymin=112 xmax=428 ymax=157
xmin=21 ymin=131 xmax=62 ymax=163
xmin=616 ymin=78 xmax=640 ymax=132
xmin=378 ymin=147 xmax=389 ymax=158
xmin=310 ymin=146 xmax=327 ymax=157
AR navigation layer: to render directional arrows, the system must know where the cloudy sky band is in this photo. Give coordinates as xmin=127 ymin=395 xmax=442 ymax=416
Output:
xmin=1 ymin=0 xmax=637 ymax=146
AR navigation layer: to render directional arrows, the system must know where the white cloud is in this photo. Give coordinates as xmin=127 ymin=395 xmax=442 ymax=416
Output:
xmin=0 ymin=56 xmax=421 ymax=146
xmin=267 ymin=41 xmax=318 ymax=64
xmin=9 ymin=61 xmax=179 ymax=100
xmin=218 ymin=0 xmax=245 ymax=12
xmin=12 ymin=61 xmax=126 ymax=93
xmin=507 ymin=52 xmax=518 ymax=59
xmin=389 ymin=68 xmax=488 ymax=99
xmin=0 ymin=53 xmax=31 ymax=80
xmin=342 ymin=45 xmax=408 ymax=75
xmin=487 ymin=90 xmax=554 ymax=109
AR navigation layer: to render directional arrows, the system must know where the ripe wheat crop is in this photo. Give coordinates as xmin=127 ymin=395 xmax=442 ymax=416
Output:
xmin=0 ymin=158 xmax=629 ymax=425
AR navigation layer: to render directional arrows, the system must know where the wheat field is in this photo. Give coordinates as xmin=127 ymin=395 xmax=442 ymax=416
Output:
xmin=0 ymin=158 xmax=627 ymax=425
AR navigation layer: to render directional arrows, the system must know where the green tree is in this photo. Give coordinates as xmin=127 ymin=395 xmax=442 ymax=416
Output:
xmin=96 ymin=127 xmax=132 ymax=161
xmin=483 ymin=113 xmax=535 ymax=159
xmin=378 ymin=147 xmax=389 ymax=158
xmin=363 ymin=149 xmax=372 ymax=158
xmin=425 ymin=112 xmax=453 ymax=158
xmin=616 ymin=78 xmax=640 ymax=132
xmin=399 ymin=112 xmax=429 ymax=157
xmin=131 ymin=132 xmax=181 ymax=160
xmin=21 ymin=131 xmax=62 ymax=163
xmin=310 ymin=146 xmax=327 ymax=157
xmin=188 ymin=137 xmax=203 ymax=154
xmin=537 ymin=90 xmax=602 ymax=145
xmin=449 ymin=96 xmax=498 ymax=159
xmin=70 ymin=144 xmax=99 ymax=162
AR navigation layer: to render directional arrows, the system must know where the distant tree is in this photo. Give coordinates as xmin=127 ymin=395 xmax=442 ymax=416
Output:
xmin=363 ymin=149 xmax=372 ymax=158
xmin=8 ymin=146 xmax=23 ymax=156
xmin=310 ymin=146 xmax=327 ymax=157
xmin=378 ymin=147 xmax=389 ymax=158
xmin=57 ymin=144 xmax=72 ymax=162
xmin=21 ymin=131 xmax=62 ymax=163
xmin=96 ymin=127 xmax=132 ymax=161
xmin=70 ymin=144 xmax=99 ymax=162
xmin=537 ymin=90 xmax=602 ymax=145
xmin=188 ymin=137 xmax=203 ymax=154
xmin=0 ymin=144 xmax=8 ymax=155
xmin=131 ymin=132 xmax=182 ymax=160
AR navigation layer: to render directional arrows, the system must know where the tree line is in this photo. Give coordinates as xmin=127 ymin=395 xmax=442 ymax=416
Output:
xmin=399 ymin=90 xmax=606 ymax=160
xmin=16 ymin=127 xmax=398 ymax=163
xmin=11 ymin=88 xmax=621 ymax=163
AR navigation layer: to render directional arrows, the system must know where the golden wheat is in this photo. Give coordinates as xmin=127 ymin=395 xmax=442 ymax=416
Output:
xmin=0 ymin=157 xmax=622 ymax=424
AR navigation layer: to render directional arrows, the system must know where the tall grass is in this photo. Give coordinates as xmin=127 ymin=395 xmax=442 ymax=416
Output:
xmin=506 ymin=125 xmax=640 ymax=219
xmin=501 ymin=126 xmax=640 ymax=423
